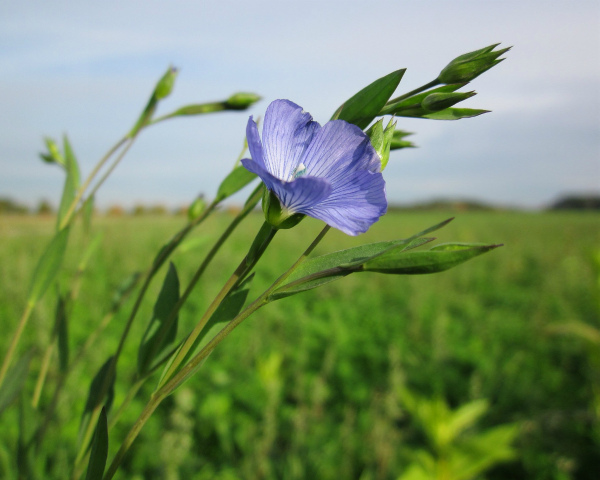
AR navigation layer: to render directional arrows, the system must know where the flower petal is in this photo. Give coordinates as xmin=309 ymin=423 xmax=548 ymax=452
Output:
xmin=305 ymin=170 xmax=387 ymax=236
xmin=241 ymin=158 xmax=332 ymax=213
xmin=272 ymin=176 xmax=332 ymax=213
xmin=300 ymin=120 xmax=382 ymax=185
xmin=261 ymin=100 xmax=320 ymax=181
xmin=245 ymin=116 xmax=266 ymax=170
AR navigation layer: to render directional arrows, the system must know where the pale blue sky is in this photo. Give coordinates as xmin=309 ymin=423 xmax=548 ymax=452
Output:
xmin=1 ymin=1 xmax=598 ymax=209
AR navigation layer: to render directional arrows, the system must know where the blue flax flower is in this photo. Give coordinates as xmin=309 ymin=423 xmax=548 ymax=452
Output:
xmin=241 ymin=99 xmax=387 ymax=236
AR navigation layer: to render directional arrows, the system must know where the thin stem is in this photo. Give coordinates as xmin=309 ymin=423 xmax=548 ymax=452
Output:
xmin=0 ymin=302 xmax=34 ymax=388
xmin=380 ymin=78 xmax=441 ymax=115
xmin=85 ymin=137 xmax=136 ymax=202
xmin=103 ymin=224 xmax=330 ymax=479
xmin=108 ymin=377 xmax=145 ymax=431
xmin=59 ymin=136 xmax=129 ymax=231
xmin=159 ymin=225 xmax=331 ymax=395
xmin=159 ymin=221 xmax=277 ymax=387
xmin=140 ymin=185 xmax=263 ymax=384
xmin=103 ymin=392 xmax=166 ymax=480
xmin=31 ymin=343 xmax=55 ymax=409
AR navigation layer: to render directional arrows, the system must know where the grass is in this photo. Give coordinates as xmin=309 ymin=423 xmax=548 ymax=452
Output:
xmin=0 ymin=210 xmax=598 ymax=479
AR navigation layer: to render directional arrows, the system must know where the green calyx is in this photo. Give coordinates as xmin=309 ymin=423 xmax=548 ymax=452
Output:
xmin=262 ymin=189 xmax=304 ymax=230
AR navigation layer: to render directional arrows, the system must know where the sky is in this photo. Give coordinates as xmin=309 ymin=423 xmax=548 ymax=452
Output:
xmin=1 ymin=1 xmax=599 ymax=210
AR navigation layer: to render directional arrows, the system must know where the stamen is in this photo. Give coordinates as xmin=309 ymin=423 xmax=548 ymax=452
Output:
xmin=291 ymin=163 xmax=307 ymax=180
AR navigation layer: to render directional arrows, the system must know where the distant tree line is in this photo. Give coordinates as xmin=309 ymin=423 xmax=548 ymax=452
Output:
xmin=549 ymin=194 xmax=600 ymax=210
xmin=2 ymin=194 xmax=599 ymax=216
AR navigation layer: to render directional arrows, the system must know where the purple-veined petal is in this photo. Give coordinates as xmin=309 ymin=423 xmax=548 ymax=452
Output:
xmin=305 ymin=170 xmax=387 ymax=236
xmin=261 ymin=100 xmax=320 ymax=180
xmin=270 ymin=176 xmax=332 ymax=213
xmin=241 ymin=158 xmax=332 ymax=212
xmin=300 ymin=120 xmax=382 ymax=186
xmin=241 ymin=99 xmax=388 ymax=236
xmin=245 ymin=116 xmax=266 ymax=170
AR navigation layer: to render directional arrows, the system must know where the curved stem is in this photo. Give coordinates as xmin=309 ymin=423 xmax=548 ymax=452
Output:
xmin=59 ymin=136 xmax=129 ymax=231
xmin=0 ymin=302 xmax=34 ymax=388
xmin=102 ymin=225 xmax=331 ymax=479
xmin=158 ymin=221 xmax=277 ymax=388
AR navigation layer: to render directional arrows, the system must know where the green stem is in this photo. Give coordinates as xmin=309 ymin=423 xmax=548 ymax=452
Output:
xmin=0 ymin=301 xmax=34 ymax=389
xmin=85 ymin=137 xmax=137 ymax=202
xmin=59 ymin=136 xmax=129 ymax=231
xmin=158 ymin=221 xmax=277 ymax=388
xmin=31 ymin=343 xmax=55 ymax=409
xmin=103 ymin=392 xmax=166 ymax=480
xmin=159 ymin=225 xmax=330 ymax=395
xmin=103 ymin=225 xmax=330 ymax=479
xmin=141 ymin=184 xmax=263 ymax=382
xmin=380 ymin=78 xmax=441 ymax=115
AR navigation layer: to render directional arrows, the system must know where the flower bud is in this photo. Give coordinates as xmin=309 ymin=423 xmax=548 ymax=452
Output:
xmin=187 ymin=196 xmax=206 ymax=221
xmin=154 ymin=66 xmax=178 ymax=100
xmin=438 ymin=44 xmax=510 ymax=84
xmin=224 ymin=92 xmax=262 ymax=110
xmin=366 ymin=118 xmax=396 ymax=171
xmin=421 ymin=91 xmax=476 ymax=112
xmin=262 ymin=189 xmax=304 ymax=229
xmin=39 ymin=137 xmax=66 ymax=167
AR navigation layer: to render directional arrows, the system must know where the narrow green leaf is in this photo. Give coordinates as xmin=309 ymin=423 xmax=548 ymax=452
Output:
xmin=333 ymin=69 xmax=405 ymax=129
xmin=56 ymin=135 xmax=81 ymax=230
xmin=216 ymin=165 xmax=258 ymax=201
xmin=82 ymin=195 xmax=95 ymax=233
xmin=157 ymin=276 xmax=254 ymax=390
xmin=27 ymin=227 xmax=70 ymax=305
xmin=362 ymin=243 xmax=502 ymax=274
xmin=78 ymin=232 xmax=104 ymax=273
xmin=380 ymin=83 xmax=466 ymax=115
xmin=17 ymin=394 xmax=40 ymax=478
xmin=110 ymin=272 xmax=142 ymax=313
xmin=423 ymin=108 xmax=489 ymax=120
xmin=270 ymin=240 xmax=407 ymax=300
xmin=85 ymin=407 xmax=108 ymax=480
xmin=270 ymin=218 xmax=455 ymax=300
xmin=55 ymin=295 xmax=69 ymax=373
xmin=79 ymin=357 xmax=115 ymax=444
xmin=137 ymin=263 xmax=180 ymax=376
xmin=390 ymin=129 xmax=416 ymax=150
xmin=0 ymin=353 xmax=32 ymax=417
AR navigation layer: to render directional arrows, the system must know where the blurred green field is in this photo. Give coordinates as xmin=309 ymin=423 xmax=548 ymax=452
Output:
xmin=0 ymin=210 xmax=598 ymax=479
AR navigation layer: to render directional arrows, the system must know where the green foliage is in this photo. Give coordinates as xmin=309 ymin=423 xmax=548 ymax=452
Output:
xmin=0 ymin=354 xmax=32 ymax=417
xmin=216 ymin=165 xmax=258 ymax=202
xmin=438 ymin=43 xmax=511 ymax=84
xmin=26 ymin=226 xmax=70 ymax=305
xmin=332 ymin=69 xmax=405 ymax=128
xmin=397 ymin=391 xmax=519 ymax=480
xmin=2 ymin=212 xmax=597 ymax=479
xmin=138 ymin=262 xmax=180 ymax=376
xmin=85 ymin=407 xmax=108 ymax=480
xmin=56 ymin=135 xmax=81 ymax=230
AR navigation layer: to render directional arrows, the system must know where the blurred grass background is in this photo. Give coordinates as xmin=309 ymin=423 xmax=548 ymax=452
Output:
xmin=0 ymin=210 xmax=598 ymax=479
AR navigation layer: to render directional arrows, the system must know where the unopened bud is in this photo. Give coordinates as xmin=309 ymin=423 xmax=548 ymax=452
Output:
xmin=438 ymin=44 xmax=510 ymax=84
xmin=422 ymin=91 xmax=476 ymax=112
xmin=225 ymin=92 xmax=262 ymax=110
xmin=187 ymin=196 xmax=206 ymax=221
xmin=154 ymin=66 xmax=178 ymax=100
xmin=366 ymin=118 xmax=396 ymax=171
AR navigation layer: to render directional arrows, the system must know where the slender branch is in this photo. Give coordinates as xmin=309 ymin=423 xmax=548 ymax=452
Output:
xmin=158 ymin=221 xmax=277 ymax=388
xmin=102 ymin=225 xmax=331 ymax=479
xmin=59 ymin=136 xmax=129 ymax=231
xmin=0 ymin=302 xmax=34 ymax=388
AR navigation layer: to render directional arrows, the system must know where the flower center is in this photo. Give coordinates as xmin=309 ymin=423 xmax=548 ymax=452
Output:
xmin=290 ymin=163 xmax=307 ymax=180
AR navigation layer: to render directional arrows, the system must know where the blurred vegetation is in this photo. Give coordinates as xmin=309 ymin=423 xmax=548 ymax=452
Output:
xmin=0 ymin=210 xmax=598 ymax=479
